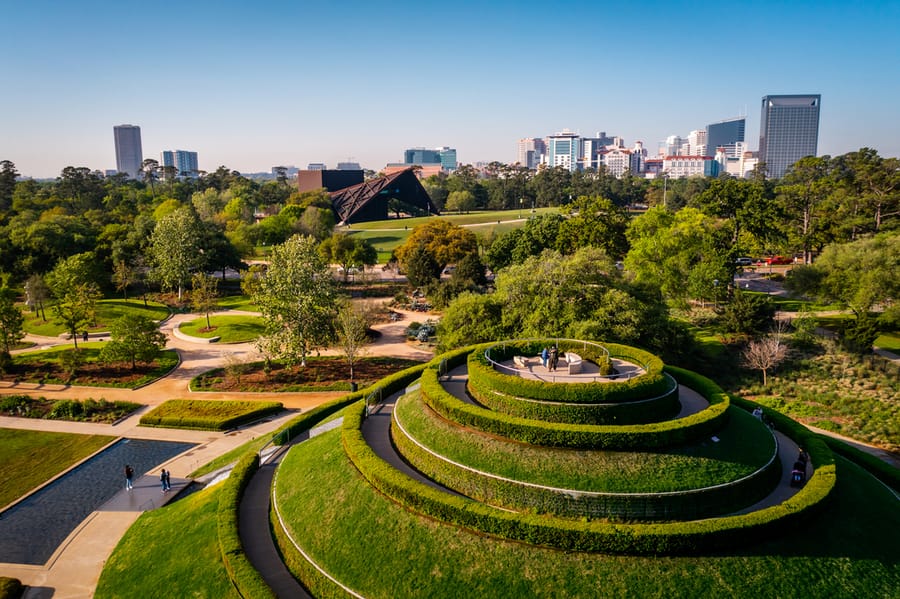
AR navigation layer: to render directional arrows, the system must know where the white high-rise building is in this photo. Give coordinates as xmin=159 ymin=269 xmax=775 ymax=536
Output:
xmin=547 ymin=130 xmax=580 ymax=171
xmin=517 ymin=138 xmax=546 ymax=169
xmin=161 ymin=150 xmax=199 ymax=178
xmin=687 ymin=130 xmax=708 ymax=157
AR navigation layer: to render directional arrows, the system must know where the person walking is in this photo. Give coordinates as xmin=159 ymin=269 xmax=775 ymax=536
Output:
xmin=124 ymin=465 xmax=134 ymax=491
xmin=541 ymin=347 xmax=549 ymax=369
xmin=164 ymin=469 xmax=171 ymax=492
xmin=160 ymin=469 xmax=168 ymax=493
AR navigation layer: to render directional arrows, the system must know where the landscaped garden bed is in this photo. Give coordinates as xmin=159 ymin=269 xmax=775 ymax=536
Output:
xmin=190 ymin=356 xmax=425 ymax=392
xmin=139 ymin=400 xmax=284 ymax=431
xmin=0 ymin=394 xmax=141 ymax=423
xmin=4 ymin=343 xmax=179 ymax=388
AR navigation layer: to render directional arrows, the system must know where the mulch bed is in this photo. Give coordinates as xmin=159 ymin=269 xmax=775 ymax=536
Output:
xmin=195 ymin=356 xmax=426 ymax=392
xmin=1 ymin=361 xmax=167 ymax=387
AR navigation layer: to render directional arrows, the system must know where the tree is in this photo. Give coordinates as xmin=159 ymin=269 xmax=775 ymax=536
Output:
xmin=445 ymin=190 xmax=476 ymax=214
xmin=0 ymin=287 xmax=24 ymax=366
xmin=140 ymin=159 xmax=160 ymax=197
xmin=557 ymin=195 xmax=630 ymax=258
xmin=52 ymin=283 xmax=101 ymax=350
xmin=112 ymin=260 xmax=135 ymax=300
xmin=720 ymin=289 xmax=776 ymax=337
xmin=150 ymin=207 xmax=203 ymax=300
xmin=776 ymin=156 xmax=833 ymax=264
xmin=0 ymin=160 xmax=18 ymax=212
xmin=319 ymin=233 xmax=377 ymax=281
xmin=395 ymin=220 xmax=478 ymax=273
xmin=742 ymin=324 xmax=789 ymax=386
xmin=191 ymin=272 xmax=219 ymax=330
xmin=252 ymin=235 xmax=337 ymax=368
xmin=334 ymin=300 xmax=369 ymax=381
xmin=24 ymin=274 xmax=49 ymax=321
xmin=403 ymin=244 xmax=441 ymax=289
xmin=99 ymin=314 xmax=167 ymax=370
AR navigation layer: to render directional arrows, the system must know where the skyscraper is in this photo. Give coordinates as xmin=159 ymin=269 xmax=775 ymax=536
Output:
xmin=706 ymin=117 xmax=745 ymax=159
xmin=758 ymin=95 xmax=821 ymax=179
xmin=547 ymin=130 xmax=580 ymax=171
xmin=113 ymin=124 xmax=143 ymax=179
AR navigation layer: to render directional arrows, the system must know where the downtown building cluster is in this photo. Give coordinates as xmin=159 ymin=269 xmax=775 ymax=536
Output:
xmin=112 ymin=124 xmax=199 ymax=180
xmin=517 ymin=94 xmax=821 ymax=180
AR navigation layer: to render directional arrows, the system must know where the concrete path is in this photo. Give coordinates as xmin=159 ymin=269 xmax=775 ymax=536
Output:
xmin=0 ymin=304 xmax=435 ymax=598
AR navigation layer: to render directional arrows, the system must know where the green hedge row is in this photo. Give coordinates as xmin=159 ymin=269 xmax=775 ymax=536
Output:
xmin=217 ymin=451 xmax=277 ymax=599
xmin=470 ymin=341 xmax=669 ymax=404
xmin=0 ymin=577 xmax=23 ymax=599
xmin=420 ymin=353 xmax=729 ymax=450
xmin=343 ymin=395 xmax=837 ymax=554
xmin=392 ymin=402 xmax=781 ymax=521
xmin=816 ymin=436 xmax=900 ymax=492
xmin=467 ymin=373 xmax=680 ymax=425
xmin=139 ymin=401 xmax=284 ymax=431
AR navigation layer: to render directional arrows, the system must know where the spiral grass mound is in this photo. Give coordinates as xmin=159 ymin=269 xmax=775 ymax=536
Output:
xmin=336 ymin=342 xmax=836 ymax=554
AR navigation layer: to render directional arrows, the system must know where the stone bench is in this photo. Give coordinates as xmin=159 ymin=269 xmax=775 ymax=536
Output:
xmin=513 ymin=355 xmax=529 ymax=369
xmin=565 ymin=352 xmax=583 ymax=374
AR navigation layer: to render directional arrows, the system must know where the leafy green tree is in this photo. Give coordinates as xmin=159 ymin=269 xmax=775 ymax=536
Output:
xmin=99 ymin=314 xmax=167 ymax=370
xmin=191 ymin=272 xmax=219 ymax=329
xmin=445 ymin=190 xmax=476 ymax=214
xmin=403 ymin=245 xmax=441 ymax=289
xmin=112 ymin=260 xmax=134 ymax=300
xmin=624 ymin=207 xmax=730 ymax=306
xmin=0 ymin=287 xmax=24 ymax=365
xmin=252 ymin=235 xmax=337 ymax=368
xmin=24 ymin=274 xmax=49 ymax=321
xmin=0 ymin=160 xmax=18 ymax=212
xmin=776 ymin=156 xmax=833 ymax=263
xmin=52 ymin=283 xmax=101 ymax=350
xmin=140 ymin=159 xmax=160 ymax=197
xmin=149 ymin=207 xmax=203 ymax=300
xmin=557 ymin=195 xmax=629 ymax=258
xmin=436 ymin=292 xmax=506 ymax=351
xmin=296 ymin=207 xmax=336 ymax=242
xmin=720 ymin=289 xmax=776 ymax=337
xmin=319 ymin=233 xmax=378 ymax=281
xmin=452 ymin=252 xmax=487 ymax=287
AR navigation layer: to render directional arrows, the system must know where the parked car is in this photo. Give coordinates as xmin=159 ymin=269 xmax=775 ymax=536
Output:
xmin=760 ymin=255 xmax=792 ymax=265
xmin=735 ymin=257 xmax=754 ymax=267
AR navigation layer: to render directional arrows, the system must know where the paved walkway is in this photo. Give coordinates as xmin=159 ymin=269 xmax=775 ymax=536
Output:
xmin=0 ymin=305 xmax=434 ymax=598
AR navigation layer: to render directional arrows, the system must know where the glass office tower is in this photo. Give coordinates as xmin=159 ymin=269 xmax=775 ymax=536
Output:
xmin=758 ymin=95 xmax=821 ymax=179
xmin=113 ymin=124 xmax=143 ymax=179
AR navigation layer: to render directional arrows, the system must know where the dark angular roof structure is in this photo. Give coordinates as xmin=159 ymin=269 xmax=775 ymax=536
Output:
xmin=330 ymin=168 xmax=439 ymax=224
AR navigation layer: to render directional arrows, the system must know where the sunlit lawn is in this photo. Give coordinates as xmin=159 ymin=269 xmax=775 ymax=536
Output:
xmin=22 ymin=299 xmax=170 ymax=337
xmin=178 ymin=315 xmax=265 ymax=343
xmin=875 ymin=331 xmax=900 ymax=352
xmin=215 ymin=295 xmax=258 ymax=312
xmin=0 ymin=429 xmax=114 ymax=506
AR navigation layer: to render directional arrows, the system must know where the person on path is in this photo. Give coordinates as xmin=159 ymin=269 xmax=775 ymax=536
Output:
xmin=124 ymin=465 xmax=134 ymax=491
xmin=164 ymin=469 xmax=171 ymax=492
xmin=541 ymin=347 xmax=549 ymax=369
xmin=549 ymin=346 xmax=559 ymax=372
xmin=160 ymin=469 xmax=169 ymax=492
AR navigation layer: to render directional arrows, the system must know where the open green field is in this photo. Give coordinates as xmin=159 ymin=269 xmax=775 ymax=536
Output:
xmin=178 ymin=315 xmax=265 ymax=343
xmin=95 ymin=485 xmax=239 ymax=599
xmin=273 ymin=424 xmax=900 ymax=598
xmin=0 ymin=428 xmax=114 ymax=507
xmin=395 ymin=392 xmax=773 ymax=492
xmin=22 ymin=299 xmax=170 ymax=337
xmin=876 ymin=331 xmax=900 ymax=352
xmin=216 ymin=294 xmax=259 ymax=312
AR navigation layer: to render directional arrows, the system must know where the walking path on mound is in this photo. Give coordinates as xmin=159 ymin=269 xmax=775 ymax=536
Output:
xmin=0 ymin=305 xmax=434 ymax=599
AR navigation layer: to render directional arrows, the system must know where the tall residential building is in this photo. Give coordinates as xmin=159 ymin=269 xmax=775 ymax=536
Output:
xmin=547 ymin=130 xmax=580 ymax=171
xmin=161 ymin=150 xmax=199 ymax=178
xmin=706 ymin=117 xmax=746 ymax=159
xmin=687 ymin=130 xmax=708 ymax=157
xmin=516 ymin=138 xmax=546 ymax=169
xmin=758 ymin=94 xmax=821 ymax=179
xmin=113 ymin=124 xmax=143 ymax=179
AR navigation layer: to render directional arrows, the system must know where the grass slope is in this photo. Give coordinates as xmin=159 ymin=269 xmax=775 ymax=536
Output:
xmin=395 ymin=392 xmax=774 ymax=492
xmin=274 ymin=425 xmax=900 ymax=598
xmin=95 ymin=485 xmax=239 ymax=599
xmin=0 ymin=429 xmax=114 ymax=506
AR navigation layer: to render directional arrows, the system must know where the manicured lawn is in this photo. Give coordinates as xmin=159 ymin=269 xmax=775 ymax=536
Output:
xmin=22 ymin=299 xmax=170 ymax=337
xmin=0 ymin=428 xmax=114 ymax=507
xmin=215 ymin=294 xmax=259 ymax=311
xmin=140 ymin=400 xmax=283 ymax=431
xmin=273 ymin=425 xmax=900 ymax=598
xmin=742 ymin=292 xmax=841 ymax=312
xmin=395 ymin=392 xmax=774 ymax=492
xmin=875 ymin=331 xmax=900 ymax=353
xmin=178 ymin=315 xmax=265 ymax=343
xmin=7 ymin=343 xmax=179 ymax=388
xmin=95 ymin=485 xmax=239 ymax=599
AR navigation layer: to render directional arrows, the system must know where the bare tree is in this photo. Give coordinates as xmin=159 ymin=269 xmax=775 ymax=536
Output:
xmin=334 ymin=300 xmax=370 ymax=382
xmin=742 ymin=321 xmax=790 ymax=386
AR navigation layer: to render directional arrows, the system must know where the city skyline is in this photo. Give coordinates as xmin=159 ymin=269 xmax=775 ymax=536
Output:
xmin=2 ymin=1 xmax=898 ymax=179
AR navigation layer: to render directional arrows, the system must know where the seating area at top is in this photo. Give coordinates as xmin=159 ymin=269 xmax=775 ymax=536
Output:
xmin=513 ymin=352 xmax=585 ymax=376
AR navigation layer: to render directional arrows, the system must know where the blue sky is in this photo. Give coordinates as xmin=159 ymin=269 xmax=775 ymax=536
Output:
xmin=2 ymin=0 xmax=898 ymax=178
